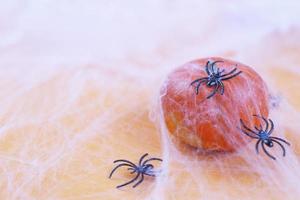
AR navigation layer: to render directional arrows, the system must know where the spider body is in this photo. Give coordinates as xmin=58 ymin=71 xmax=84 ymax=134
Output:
xmin=109 ymin=153 xmax=162 ymax=188
xmin=239 ymin=115 xmax=290 ymax=160
xmin=191 ymin=60 xmax=242 ymax=98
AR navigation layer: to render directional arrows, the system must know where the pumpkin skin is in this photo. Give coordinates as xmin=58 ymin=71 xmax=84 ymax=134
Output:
xmin=160 ymin=57 xmax=269 ymax=152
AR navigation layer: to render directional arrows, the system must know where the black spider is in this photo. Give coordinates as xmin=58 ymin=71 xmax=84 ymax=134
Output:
xmin=109 ymin=153 xmax=162 ymax=188
xmin=239 ymin=115 xmax=290 ymax=160
xmin=190 ymin=60 xmax=242 ymax=99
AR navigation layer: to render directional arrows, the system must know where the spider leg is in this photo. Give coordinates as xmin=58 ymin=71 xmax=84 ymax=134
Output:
xmin=269 ymin=137 xmax=290 ymax=146
xmin=210 ymin=60 xmax=223 ymax=74
xmin=142 ymin=158 xmax=163 ymax=166
xmin=132 ymin=174 xmax=144 ymax=188
xmin=217 ymin=80 xmax=224 ymax=95
xmin=254 ymin=126 xmax=260 ymax=131
xmin=205 ymin=61 xmax=210 ymax=75
xmin=255 ymin=140 xmax=261 ymax=154
xmin=261 ymin=142 xmax=276 ymax=160
xmin=206 ymin=83 xmax=220 ymax=99
xmin=264 ymin=118 xmax=269 ymax=132
xmin=144 ymin=168 xmax=160 ymax=177
xmin=109 ymin=163 xmax=134 ymax=178
xmin=116 ymin=173 xmax=140 ymax=189
xmin=255 ymin=124 xmax=263 ymax=131
xmin=143 ymin=164 xmax=156 ymax=176
xmin=209 ymin=61 xmax=214 ymax=73
xmin=253 ymin=115 xmax=269 ymax=132
xmin=220 ymin=71 xmax=242 ymax=81
xmin=143 ymin=162 xmax=161 ymax=176
xmin=144 ymin=173 xmax=156 ymax=177
xmin=268 ymin=119 xmax=274 ymax=135
xmin=114 ymin=159 xmax=137 ymax=168
xmin=211 ymin=60 xmax=223 ymax=69
xmin=220 ymin=68 xmax=237 ymax=77
xmin=195 ymin=79 xmax=208 ymax=95
xmin=128 ymin=167 xmax=137 ymax=174
xmin=240 ymin=119 xmax=259 ymax=136
xmin=139 ymin=153 xmax=149 ymax=166
xmin=271 ymin=139 xmax=287 ymax=157
xmin=239 ymin=128 xmax=259 ymax=139
xmin=145 ymin=163 xmax=155 ymax=167
xmin=211 ymin=64 xmax=216 ymax=74
xmin=190 ymin=78 xmax=208 ymax=86
xmin=144 ymin=164 xmax=155 ymax=172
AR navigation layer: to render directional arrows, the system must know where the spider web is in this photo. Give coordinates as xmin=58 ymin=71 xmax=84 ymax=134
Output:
xmin=0 ymin=1 xmax=300 ymax=200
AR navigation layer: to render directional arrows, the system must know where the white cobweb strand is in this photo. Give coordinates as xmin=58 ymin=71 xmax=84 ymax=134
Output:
xmin=151 ymin=105 xmax=300 ymax=199
xmin=0 ymin=56 xmax=299 ymax=200
xmin=146 ymin=103 xmax=170 ymax=200
xmin=147 ymin=63 xmax=300 ymax=200
xmin=0 ymin=1 xmax=300 ymax=199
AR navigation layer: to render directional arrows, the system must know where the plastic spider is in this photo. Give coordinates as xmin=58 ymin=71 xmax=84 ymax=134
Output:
xmin=190 ymin=60 xmax=242 ymax=99
xmin=239 ymin=115 xmax=290 ymax=160
xmin=109 ymin=153 xmax=162 ymax=188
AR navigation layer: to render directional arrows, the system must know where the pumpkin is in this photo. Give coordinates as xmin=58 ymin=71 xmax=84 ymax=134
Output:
xmin=160 ymin=57 xmax=269 ymax=152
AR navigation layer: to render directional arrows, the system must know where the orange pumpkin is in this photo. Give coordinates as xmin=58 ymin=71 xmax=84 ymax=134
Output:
xmin=160 ymin=57 xmax=269 ymax=152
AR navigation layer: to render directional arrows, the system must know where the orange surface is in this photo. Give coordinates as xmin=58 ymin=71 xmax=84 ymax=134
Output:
xmin=0 ymin=62 xmax=299 ymax=200
xmin=161 ymin=57 xmax=269 ymax=152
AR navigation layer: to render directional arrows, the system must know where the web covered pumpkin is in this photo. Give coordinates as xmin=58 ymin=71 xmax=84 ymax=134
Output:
xmin=160 ymin=57 xmax=269 ymax=152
